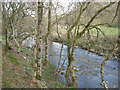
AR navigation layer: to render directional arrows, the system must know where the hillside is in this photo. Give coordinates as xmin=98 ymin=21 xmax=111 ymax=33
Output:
xmin=2 ymin=45 xmax=71 ymax=88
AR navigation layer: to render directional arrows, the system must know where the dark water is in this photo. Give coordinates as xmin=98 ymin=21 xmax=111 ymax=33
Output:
xmin=49 ymin=42 xmax=119 ymax=88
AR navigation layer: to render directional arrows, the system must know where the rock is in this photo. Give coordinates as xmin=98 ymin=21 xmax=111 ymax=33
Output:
xmin=23 ymin=56 xmax=27 ymax=59
xmin=73 ymin=67 xmax=79 ymax=71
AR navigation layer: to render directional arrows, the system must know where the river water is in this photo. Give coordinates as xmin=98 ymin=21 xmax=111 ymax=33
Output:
xmin=49 ymin=42 xmax=119 ymax=88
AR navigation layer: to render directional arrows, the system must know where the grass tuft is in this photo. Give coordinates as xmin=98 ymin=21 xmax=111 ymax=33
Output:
xmin=7 ymin=54 xmax=20 ymax=65
xmin=4 ymin=81 xmax=13 ymax=88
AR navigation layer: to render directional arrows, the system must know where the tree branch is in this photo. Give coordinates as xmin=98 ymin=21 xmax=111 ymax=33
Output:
xmin=77 ymin=2 xmax=115 ymax=38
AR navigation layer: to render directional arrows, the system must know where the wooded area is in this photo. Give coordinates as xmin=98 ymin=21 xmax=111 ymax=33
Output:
xmin=1 ymin=0 xmax=120 ymax=89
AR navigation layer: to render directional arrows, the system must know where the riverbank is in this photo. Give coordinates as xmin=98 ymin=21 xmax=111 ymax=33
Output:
xmin=51 ymin=26 xmax=119 ymax=61
xmin=2 ymin=45 xmax=74 ymax=88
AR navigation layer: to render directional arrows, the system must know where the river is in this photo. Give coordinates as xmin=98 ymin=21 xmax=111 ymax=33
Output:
xmin=49 ymin=42 xmax=119 ymax=88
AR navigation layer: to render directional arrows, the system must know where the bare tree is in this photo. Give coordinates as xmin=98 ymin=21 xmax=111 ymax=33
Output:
xmin=64 ymin=2 xmax=115 ymax=86
xmin=34 ymin=2 xmax=44 ymax=80
xmin=44 ymin=0 xmax=52 ymax=66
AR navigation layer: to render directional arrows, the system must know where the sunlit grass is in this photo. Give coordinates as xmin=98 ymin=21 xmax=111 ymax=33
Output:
xmin=55 ymin=26 xmax=118 ymax=36
xmin=90 ymin=26 xmax=118 ymax=36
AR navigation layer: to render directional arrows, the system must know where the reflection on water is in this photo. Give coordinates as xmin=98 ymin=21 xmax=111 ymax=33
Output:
xmin=49 ymin=42 xmax=119 ymax=88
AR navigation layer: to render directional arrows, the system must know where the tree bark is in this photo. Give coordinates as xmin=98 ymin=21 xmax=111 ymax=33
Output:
xmin=65 ymin=30 xmax=77 ymax=86
xmin=44 ymin=1 xmax=52 ymax=66
xmin=2 ymin=2 xmax=9 ymax=57
xmin=44 ymin=38 xmax=48 ymax=66
xmin=34 ymin=2 xmax=44 ymax=80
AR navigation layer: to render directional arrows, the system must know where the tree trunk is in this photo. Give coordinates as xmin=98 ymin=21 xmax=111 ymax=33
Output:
xmin=71 ymin=40 xmax=77 ymax=86
xmin=2 ymin=3 xmax=9 ymax=57
xmin=44 ymin=1 xmax=52 ymax=66
xmin=34 ymin=2 xmax=44 ymax=80
xmin=3 ymin=27 xmax=9 ymax=57
xmin=65 ymin=30 xmax=74 ymax=86
xmin=44 ymin=38 xmax=48 ymax=66
xmin=65 ymin=30 xmax=77 ymax=86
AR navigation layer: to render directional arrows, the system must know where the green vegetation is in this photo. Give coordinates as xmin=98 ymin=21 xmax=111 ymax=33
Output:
xmin=2 ymin=2 xmax=118 ymax=88
xmin=3 ymin=26 xmax=117 ymax=88
xmin=42 ymin=61 xmax=65 ymax=88
xmin=54 ymin=26 xmax=118 ymax=36
xmin=7 ymin=54 xmax=20 ymax=65
xmin=42 ymin=61 xmax=76 ymax=88
xmin=4 ymin=81 xmax=13 ymax=88
xmin=52 ymin=26 xmax=118 ymax=58
xmin=2 ymin=46 xmax=75 ymax=88
xmin=90 ymin=26 xmax=118 ymax=36
xmin=2 ymin=49 xmax=36 ymax=88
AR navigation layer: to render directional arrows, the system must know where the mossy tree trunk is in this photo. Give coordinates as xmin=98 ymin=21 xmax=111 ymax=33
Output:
xmin=34 ymin=2 xmax=44 ymax=80
xmin=65 ymin=30 xmax=71 ymax=85
xmin=44 ymin=1 xmax=52 ymax=66
xmin=65 ymin=30 xmax=77 ymax=86
xmin=3 ymin=25 xmax=9 ymax=57
xmin=2 ymin=2 xmax=9 ymax=57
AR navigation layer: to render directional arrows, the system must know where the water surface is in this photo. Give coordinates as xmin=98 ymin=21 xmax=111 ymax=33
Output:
xmin=49 ymin=42 xmax=119 ymax=88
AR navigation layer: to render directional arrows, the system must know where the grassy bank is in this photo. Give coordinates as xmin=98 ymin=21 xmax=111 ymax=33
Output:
xmin=51 ymin=26 xmax=118 ymax=60
xmin=2 ymin=46 xmax=73 ymax=88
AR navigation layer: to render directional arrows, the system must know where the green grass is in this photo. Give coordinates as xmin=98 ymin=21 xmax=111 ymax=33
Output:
xmin=42 ymin=60 xmax=76 ymax=88
xmin=35 ymin=84 xmax=41 ymax=88
xmin=52 ymin=26 xmax=118 ymax=59
xmin=3 ymin=40 xmax=76 ymax=88
xmin=4 ymin=81 xmax=13 ymax=88
xmin=90 ymin=26 xmax=118 ymax=36
xmin=3 ymin=49 xmax=37 ymax=88
xmin=101 ymin=27 xmax=118 ymax=35
xmin=7 ymin=53 xmax=20 ymax=65
xmin=42 ymin=62 xmax=66 ymax=88
xmin=58 ymin=26 xmax=118 ymax=36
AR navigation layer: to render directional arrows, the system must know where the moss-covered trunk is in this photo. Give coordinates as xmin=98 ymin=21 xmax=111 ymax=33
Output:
xmin=44 ymin=38 xmax=48 ymax=66
xmin=65 ymin=30 xmax=77 ymax=86
xmin=44 ymin=1 xmax=52 ymax=66
xmin=2 ymin=2 xmax=9 ymax=57
xmin=34 ymin=2 xmax=44 ymax=80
